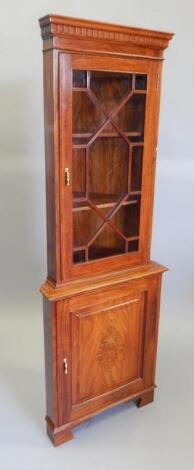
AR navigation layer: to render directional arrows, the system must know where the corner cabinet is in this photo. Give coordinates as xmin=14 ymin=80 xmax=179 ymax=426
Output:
xmin=39 ymin=14 xmax=173 ymax=446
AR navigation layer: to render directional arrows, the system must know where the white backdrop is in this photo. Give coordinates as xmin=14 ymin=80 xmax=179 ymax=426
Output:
xmin=1 ymin=1 xmax=194 ymax=469
xmin=1 ymin=0 xmax=194 ymax=315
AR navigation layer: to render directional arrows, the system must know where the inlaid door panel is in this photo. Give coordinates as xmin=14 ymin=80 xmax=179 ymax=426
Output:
xmin=71 ymin=292 xmax=146 ymax=404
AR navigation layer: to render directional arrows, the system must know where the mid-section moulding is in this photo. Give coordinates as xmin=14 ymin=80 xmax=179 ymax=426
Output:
xmin=40 ymin=260 xmax=168 ymax=302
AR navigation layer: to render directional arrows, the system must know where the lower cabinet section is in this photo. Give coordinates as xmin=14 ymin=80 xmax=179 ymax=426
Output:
xmin=43 ymin=267 xmax=164 ymax=446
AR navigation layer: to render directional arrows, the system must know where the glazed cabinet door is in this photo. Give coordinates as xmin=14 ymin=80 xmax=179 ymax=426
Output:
xmin=59 ymin=53 xmax=161 ymax=280
xmin=57 ymin=276 xmax=161 ymax=424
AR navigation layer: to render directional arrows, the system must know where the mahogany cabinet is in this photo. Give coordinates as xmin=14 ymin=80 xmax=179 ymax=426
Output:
xmin=39 ymin=14 xmax=173 ymax=446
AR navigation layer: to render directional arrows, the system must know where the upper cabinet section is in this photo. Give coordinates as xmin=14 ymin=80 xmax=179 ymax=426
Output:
xmin=39 ymin=14 xmax=174 ymax=60
xmin=39 ymin=15 xmax=173 ymax=284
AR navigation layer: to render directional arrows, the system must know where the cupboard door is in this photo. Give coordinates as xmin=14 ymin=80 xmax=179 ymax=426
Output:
xmin=71 ymin=291 xmax=146 ymax=404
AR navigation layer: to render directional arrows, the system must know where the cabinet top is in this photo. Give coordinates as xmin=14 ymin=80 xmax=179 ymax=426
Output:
xmin=39 ymin=14 xmax=174 ymax=59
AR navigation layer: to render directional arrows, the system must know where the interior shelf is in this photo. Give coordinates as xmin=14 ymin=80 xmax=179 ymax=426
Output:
xmin=73 ymin=192 xmax=141 ymax=211
xmin=73 ymin=236 xmax=139 ymax=253
xmin=72 ymin=131 xmax=142 ymax=139
xmin=88 ymin=246 xmax=124 ymax=260
xmin=72 ymin=141 xmax=144 ymax=149
xmin=72 ymin=87 xmax=147 ymax=94
xmin=73 ymin=192 xmax=141 ymax=200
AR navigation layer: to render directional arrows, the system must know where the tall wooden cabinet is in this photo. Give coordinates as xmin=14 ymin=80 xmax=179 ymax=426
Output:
xmin=39 ymin=14 xmax=173 ymax=446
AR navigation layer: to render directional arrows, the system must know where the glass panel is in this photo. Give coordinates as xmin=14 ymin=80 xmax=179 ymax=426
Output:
xmin=72 ymin=70 xmax=147 ymax=264
xmin=135 ymin=74 xmax=147 ymax=90
xmin=73 ymin=70 xmax=87 ymax=88
xmin=90 ymin=71 xmax=132 ymax=113
xmin=114 ymin=94 xmax=146 ymax=135
xmin=72 ymin=92 xmax=105 ymax=135
xmin=72 ymin=148 xmax=86 ymax=199
xmin=89 ymin=135 xmax=129 ymax=207
xmin=73 ymin=250 xmax=86 ymax=263
xmin=111 ymin=197 xmax=141 ymax=238
xmin=88 ymin=225 xmax=125 ymax=260
xmin=128 ymin=240 xmax=139 ymax=252
xmin=131 ymin=147 xmax=143 ymax=191
xmin=73 ymin=205 xmax=103 ymax=248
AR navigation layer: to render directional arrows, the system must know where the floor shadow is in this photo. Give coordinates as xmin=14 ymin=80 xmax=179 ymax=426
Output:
xmin=1 ymin=363 xmax=139 ymax=446
xmin=1 ymin=365 xmax=48 ymax=447
xmin=74 ymin=398 xmax=135 ymax=436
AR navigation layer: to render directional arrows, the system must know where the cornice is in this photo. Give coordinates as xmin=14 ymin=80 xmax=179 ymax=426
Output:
xmin=39 ymin=14 xmax=174 ymax=56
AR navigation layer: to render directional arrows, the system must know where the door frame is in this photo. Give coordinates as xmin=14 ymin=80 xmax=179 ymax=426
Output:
xmin=59 ymin=53 xmax=161 ymax=281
